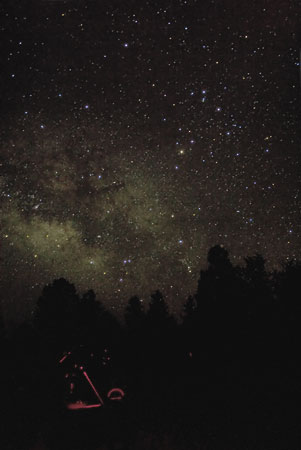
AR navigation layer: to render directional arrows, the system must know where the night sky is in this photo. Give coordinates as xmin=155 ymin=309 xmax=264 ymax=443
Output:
xmin=0 ymin=0 xmax=300 ymax=322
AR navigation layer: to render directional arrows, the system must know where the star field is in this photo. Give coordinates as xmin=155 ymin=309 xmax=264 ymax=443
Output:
xmin=0 ymin=0 xmax=300 ymax=321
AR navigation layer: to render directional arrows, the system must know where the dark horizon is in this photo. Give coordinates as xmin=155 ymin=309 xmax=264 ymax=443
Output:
xmin=1 ymin=242 xmax=299 ymax=327
xmin=1 ymin=242 xmax=301 ymax=449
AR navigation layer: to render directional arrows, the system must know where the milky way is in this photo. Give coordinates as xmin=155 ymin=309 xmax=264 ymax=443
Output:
xmin=0 ymin=0 xmax=300 ymax=321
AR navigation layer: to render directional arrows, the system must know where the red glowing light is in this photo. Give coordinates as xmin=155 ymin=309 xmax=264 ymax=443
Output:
xmin=59 ymin=348 xmax=119 ymax=410
xmin=82 ymin=371 xmax=104 ymax=406
xmin=67 ymin=401 xmax=103 ymax=410
xmin=59 ymin=351 xmax=71 ymax=364
xmin=107 ymin=388 xmax=125 ymax=401
xmin=59 ymin=354 xmax=68 ymax=364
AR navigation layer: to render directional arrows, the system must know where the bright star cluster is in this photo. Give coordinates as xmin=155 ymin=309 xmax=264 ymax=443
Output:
xmin=0 ymin=0 xmax=300 ymax=321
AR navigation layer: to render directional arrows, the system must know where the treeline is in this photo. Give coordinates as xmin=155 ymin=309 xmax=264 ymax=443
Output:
xmin=1 ymin=245 xmax=301 ymax=383
xmin=1 ymin=244 xmax=301 ymax=449
xmin=2 ymin=245 xmax=301 ymax=369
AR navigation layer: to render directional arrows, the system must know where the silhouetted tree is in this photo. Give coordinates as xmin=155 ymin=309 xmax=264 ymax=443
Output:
xmin=123 ymin=296 xmax=146 ymax=383
xmin=125 ymin=295 xmax=145 ymax=332
xmin=147 ymin=290 xmax=169 ymax=325
xmin=242 ymin=254 xmax=271 ymax=303
xmin=244 ymin=253 xmax=265 ymax=277
xmin=77 ymin=289 xmax=123 ymax=369
xmin=194 ymin=245 xmax=244 ymax=373
xmin=76 ymin=289 xmax=102 ymax=345
xmin=96 ymin=299 xmax=123 ymax=354
xmin=182 ymin=295 xmax=197 ymax=320
xmin=33 ymin=278 xmax=80 ymax=353
xmin=274 ymin=259 xmax=301 ymax=366
xmin=144 ymin=290 xmax=177 ymax=379
xmin=180 ymin=295 xmax=198 ymax=369
xmin=181 ymin=294 xmax=198 ymax=346
xmin=207 ymin=244 xmax=232 ymax=272
xmin=196 ymin=245 xmax=236 ymax=308
xmin=238 ymin=254 xmax=275 ymax=367
xmin=275 ymin=259 xmax=301 ymax=306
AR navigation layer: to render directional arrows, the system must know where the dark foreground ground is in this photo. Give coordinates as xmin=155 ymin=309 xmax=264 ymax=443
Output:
xmin=2 ymin=368 xmax=301 ymax=450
